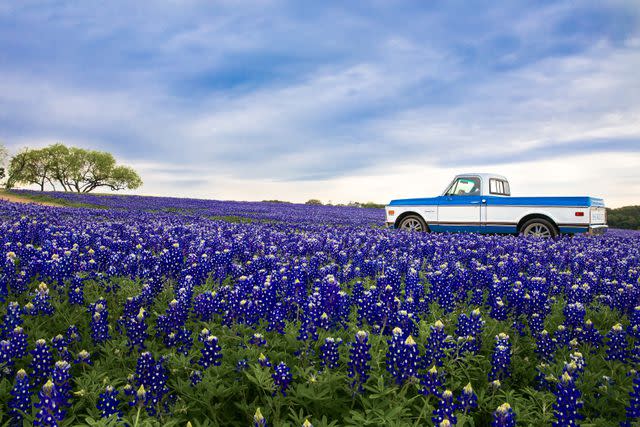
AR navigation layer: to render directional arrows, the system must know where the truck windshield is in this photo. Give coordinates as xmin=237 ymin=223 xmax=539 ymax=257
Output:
xmin=445 ymin=177 xmax=481 ymax=196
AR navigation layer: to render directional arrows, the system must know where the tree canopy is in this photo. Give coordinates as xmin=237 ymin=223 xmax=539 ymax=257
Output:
xmin=607 ymin=206 xmax=640 ymax=230
xmin=6 ymin=143 xmax=142 ymax=192
xmin=0 ymin=143 xmax=7 ymax=181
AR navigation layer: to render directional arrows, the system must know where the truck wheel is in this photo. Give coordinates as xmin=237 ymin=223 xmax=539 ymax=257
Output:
xmin=398 ymin=215 xmax=428 ymax=232
xmin=521 ymin=219 xmax=557 ymax=238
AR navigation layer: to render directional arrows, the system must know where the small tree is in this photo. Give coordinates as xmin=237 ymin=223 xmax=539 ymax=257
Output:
xmin=7 ymin=143 xmax=142 ymax=192
xmin=305 ymin=199 xmax=323 ymax=206
xmin=6 ymin=149 xmax=56 ymax=191
xmin=0 ymin=144 xmax=7 ymax=184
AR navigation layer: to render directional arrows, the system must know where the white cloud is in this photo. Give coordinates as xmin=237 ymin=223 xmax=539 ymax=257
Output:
xmin=1 ymin=1 xmax=639 ymax=206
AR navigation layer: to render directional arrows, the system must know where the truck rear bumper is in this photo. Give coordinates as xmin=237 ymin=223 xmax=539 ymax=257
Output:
xmin=588 ymin=225 xmax=608 ymax=235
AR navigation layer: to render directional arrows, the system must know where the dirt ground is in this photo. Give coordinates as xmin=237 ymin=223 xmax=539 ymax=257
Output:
xmin=0 ymin=190 xmax=62 ymax=207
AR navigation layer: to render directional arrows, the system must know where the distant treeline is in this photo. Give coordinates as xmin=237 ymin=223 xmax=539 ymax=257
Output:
xmin=607 ymin=205 xmax=640 ymax=230
xmin=261 ymin=199 xmax=385 ymax=209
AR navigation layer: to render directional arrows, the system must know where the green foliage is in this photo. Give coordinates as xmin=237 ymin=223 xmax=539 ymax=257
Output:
xmin=6 ymin=143 xmax=142 ymax=192
xmin=0 ymin=143 xmax=7 ymax=183
xmin=607 ymin=205 xmax=640 ymax=230
xmin=0 ymin=274 xmax=636 ymax=426
xmin=305 ymin=199 xmax=323 ymax=206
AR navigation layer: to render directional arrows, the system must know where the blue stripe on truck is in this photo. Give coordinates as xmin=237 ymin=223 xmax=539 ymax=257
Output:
xmin=389 ymin=196 xmax=605 ymax=207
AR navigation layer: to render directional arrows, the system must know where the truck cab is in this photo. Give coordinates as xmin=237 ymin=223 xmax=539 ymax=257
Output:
xmin=385 ymin=173 xmax=607 ymax=237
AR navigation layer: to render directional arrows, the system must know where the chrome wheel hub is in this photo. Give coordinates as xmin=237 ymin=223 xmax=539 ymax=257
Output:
xmin=401 ymin=218 xmax=422 ymax=232
xmin=523 ymin=223 xmax=552 ymax=237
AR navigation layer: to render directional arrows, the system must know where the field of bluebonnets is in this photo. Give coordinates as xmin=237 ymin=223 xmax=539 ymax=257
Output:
xmin=1 ymin=193 xmax=640 ymax=427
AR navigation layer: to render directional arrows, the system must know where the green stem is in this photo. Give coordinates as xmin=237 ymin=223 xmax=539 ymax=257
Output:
xmin=413 ymin=396 xmax=429 ymax=427
xmin=133 ymin=405 xmax=142 ymax=427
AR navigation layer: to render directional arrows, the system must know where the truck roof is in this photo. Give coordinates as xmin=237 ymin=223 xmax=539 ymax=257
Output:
xmin=454 ymin=172 xmax=508 ymax=181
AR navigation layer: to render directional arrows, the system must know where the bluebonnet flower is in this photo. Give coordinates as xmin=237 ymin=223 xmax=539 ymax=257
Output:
xmin=387 ymin=327 xmax=406 ymax=383
xmin=628 ymin=306 xmax=640 ymax=340
xmin=528 ymin=313 xmax=544 ymax=336
xmin=534 ymin=363 xmax=553 ymax=391
xmin=267 ymin=303 xmax=286 ymax=334
xmin=320 ymin=337 xmax=341 ymax=369
xmin=489 ymin=297 xmax=507 ymax=321
xmin=297 ymin=296 xmax=321 ymax=342
xmin=458 ymin=383 xmax=478 ymax=414
xmin=198 ymin=335 xmax=222 ymax=369
xmin=68 ymin=275 xmax=85 ymax=305
xmin=9 ymin=326 xmax=28 ymax=359
xmin=74 ymin=349 xmax=92 ymax=366
xmin=89 ymin=299 xmax=110 ymax=345
xmin=125 ymin=307 xmax=149 ymax=352
xmin=249 ymin=333 xmax=267 ymax=347
xmin=622 ymin=371 xmax=640 ymax=427
xmin=402 ymin=335 xmax=420 ymax=383
xmin=51 ymin=360 xmax=72 ymax=419
xmin=9 ymin=369 xmax=31 ymax=424
xmin=156 ymin=298 xmax=189 ymax=344
xmin=489 ymin=333 xmax=511 ymax=382
xmin=31 ymin=283 xmax=54 ymax=316
xmin=254 ymin=408 xmax=267 ymax=427
xmin=302 ymin=420 xmax=313 ymax=427
xmin=30 ymin=339 xmax=54 ymax=385
xmin=553 ymin=372 xmax=583 ymax=427
xmin=563 ymin=302 xmax=586 ymax=329
xmin=133 ymin=352 xmax=170 ymax=416
xmin=318 ymin=312 xmax=330 ymax=331
xmin=425 ymin=320 xmax=453 ymax=367
xmin=492 ymin=403 xmax=516 ymax=427
xmin=394 ymin=309 xmax=418 ymax=338
xmin=272 ymin=362 xmax=293 ymax=396
xmin=420 ymin=365 xmax=444 ymax=397
xmin=131 ymin=385 xmax=147 ymax=408
xmin=432 ymin=389 xmax=457 ymax=426
xmin=34 ymin=380 xmax=62 ymax=426
xmin=51 ymin=335 xmax=71 ymax=363
xmin=348 ymin=330 xmax=371 ymax=393
xmin=606 ymin=323 xmax=628 ymax=362
xmin=568 ymin=352 xmax=586 ymax=377
xmin=555 ymin=325 xmax=570 ymax=349
xmin=1 ymin=339 xmax=14 ymax=374
xmin=66 ymin=325 xmax=81 ymax=345
xmin=258 ymin=353 xmax=272 ymax=368
xmin=535 ymin=330 xmax=556 ymax=362
xmin=236 ymin=358 xmax=249 ymax=372
xmin=456 ymin=309 xmax=484 ymax=354
xmin=190 ymin=370 xmax=203 ymax=386
xmin=193 ymin=291 xmax=219 ymax=322
xmin=97 ymin=385 xmax=121 ymax=419
xmin=1 ymin=302 xmax=23 ymax=339
xmin=580 ymin=319 xmax=603 ymax=350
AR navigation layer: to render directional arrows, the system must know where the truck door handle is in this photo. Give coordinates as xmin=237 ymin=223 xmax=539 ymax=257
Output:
xmin=470 ymin=201 xmax=480 ymax=204
xmin=482 ymin=199 xmax=486 ymax=203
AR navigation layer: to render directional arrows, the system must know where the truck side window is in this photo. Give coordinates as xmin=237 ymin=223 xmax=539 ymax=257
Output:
xmin=489 ymin=179 xmax=510 ymax=196
xmin=446 ymin=177 xmax=481 ymax=196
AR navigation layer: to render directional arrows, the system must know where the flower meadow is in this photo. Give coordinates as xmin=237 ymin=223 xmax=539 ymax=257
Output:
xmin=0 ymin=195 xmax=639 ymax=427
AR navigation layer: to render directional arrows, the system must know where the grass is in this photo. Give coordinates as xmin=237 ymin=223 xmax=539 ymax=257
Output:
xmin=0 ymin=189 xmax=106 ymax=209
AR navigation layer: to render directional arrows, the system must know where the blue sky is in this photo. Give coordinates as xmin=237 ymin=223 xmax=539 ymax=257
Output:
xmin=1 ymin=1 xmax=639 ymax=206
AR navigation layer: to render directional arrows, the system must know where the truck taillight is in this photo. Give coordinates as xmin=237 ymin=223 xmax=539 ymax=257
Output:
xmin=575 ymin=212 xmax=584 ymax=217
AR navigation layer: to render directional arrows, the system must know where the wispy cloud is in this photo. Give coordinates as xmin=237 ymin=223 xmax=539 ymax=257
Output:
xmin=0 ymin=1 xmax=638 ymax=205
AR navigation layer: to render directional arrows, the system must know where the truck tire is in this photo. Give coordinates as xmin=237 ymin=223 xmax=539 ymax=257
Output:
xmin=398 ymin=214 xmax=428 ymax=232
xmin=521 ymin=218 xmax=558 ymax=238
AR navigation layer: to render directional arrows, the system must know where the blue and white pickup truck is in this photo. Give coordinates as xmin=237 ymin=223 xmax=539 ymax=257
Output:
xmin=385 ymin=173 xmax=607 ymax=237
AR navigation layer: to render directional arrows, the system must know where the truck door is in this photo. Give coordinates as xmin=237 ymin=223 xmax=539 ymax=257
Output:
xmin=436 ymin=176 xmax=482 ymax=232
